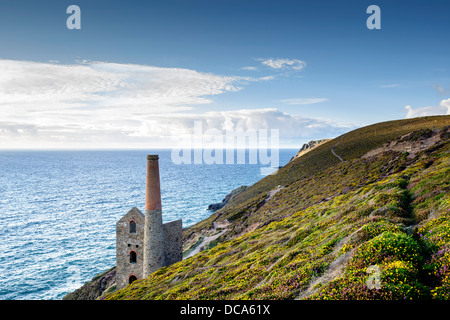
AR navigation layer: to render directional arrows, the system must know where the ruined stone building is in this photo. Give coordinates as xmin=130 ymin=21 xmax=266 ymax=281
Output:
xmin=116 ymin=155 xmax=182 ymax=289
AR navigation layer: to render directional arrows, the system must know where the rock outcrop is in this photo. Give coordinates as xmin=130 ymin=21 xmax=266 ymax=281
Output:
xmin=363 ymin=127 xmax=449 ymax=159
xmin=291 ymin=139 xmax=330 ymax=161
xmin=207 ymin=185 xmax=247 ymax=211
xmin=62 ymin=267 xmax=116 ymax=300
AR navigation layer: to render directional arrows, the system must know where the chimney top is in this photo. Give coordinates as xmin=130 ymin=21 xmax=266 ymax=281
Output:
xmin=145 ymin=154 xmax=161 ymax=211
xmin=147 ymin=155 xmax=159 ymax=160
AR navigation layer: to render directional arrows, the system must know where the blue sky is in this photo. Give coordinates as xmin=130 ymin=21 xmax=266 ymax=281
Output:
xmin=0 ymin=0 xmax=449 ymax=148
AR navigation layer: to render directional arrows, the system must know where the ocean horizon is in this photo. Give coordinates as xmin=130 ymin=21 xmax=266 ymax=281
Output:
xmin=0 ymin=148 xmax=297 ymax=300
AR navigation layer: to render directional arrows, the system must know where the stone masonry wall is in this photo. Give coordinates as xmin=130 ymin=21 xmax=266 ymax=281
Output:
xmin=163 ymin=219 xmax=183 ymax=266
xmin=143 ymin=209 xmax=166 ymax=278
xmin=116 ymin=207 xmax=145 ymax=290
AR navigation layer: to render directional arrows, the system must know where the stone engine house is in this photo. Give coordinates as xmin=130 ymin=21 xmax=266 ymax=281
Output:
xmin=116 ymin=155 xmax=182 ymax=290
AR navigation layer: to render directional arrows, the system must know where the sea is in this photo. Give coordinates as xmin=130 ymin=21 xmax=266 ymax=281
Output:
xmin=0 ymin=149 xmax=297 ymax=300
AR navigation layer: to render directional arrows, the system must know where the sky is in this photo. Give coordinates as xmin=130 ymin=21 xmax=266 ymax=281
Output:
xmin=0 ymin=0 xmax=449 ymax=149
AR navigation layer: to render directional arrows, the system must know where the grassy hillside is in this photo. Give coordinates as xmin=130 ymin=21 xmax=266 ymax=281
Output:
xmin=226 ymin=116 xmax=449 ymax=210
xmin=183 ymin=115 xmax=449 ymax=244
xmin=105 ymin=116 xmax=450 ymax=300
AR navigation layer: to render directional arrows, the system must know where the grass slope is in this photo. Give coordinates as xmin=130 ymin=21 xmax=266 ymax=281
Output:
xmin=227 ymin=115 xmax=450 ymax=209
xmin=106 ymin=117 xmax=450 ymax=300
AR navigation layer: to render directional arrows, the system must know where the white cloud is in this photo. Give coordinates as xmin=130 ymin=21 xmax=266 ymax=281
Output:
xmin=0 ymin=58 xmax=352 ymax=149
xmin=129 ymin=108 xmax=355 ymax=148
xmin=241 ymin=66 xmax=258 ymax=71
xmin=0 ymin=58 xmax=254 ymax=147
xmin=257 ymin=75 xmax=275 ymax=81
xmin=257 ymin=58 xmax=306 ymax=71
xmin=280 ymin=98 xmax=328 ymax=105
xmin=433 ymin=84 xmax=449 ymax=95
xmin=380 ymin=84 xmax=400 ymax=88
xmin=0 ymin=108 xmax=354 ymax=149
xmin=201 ymin=108 xmax=349 ymax=138
xmin=405 ymin=99 xmax=450 ymax=118
xmin=0 ymin=58 xmax=247 ymax=117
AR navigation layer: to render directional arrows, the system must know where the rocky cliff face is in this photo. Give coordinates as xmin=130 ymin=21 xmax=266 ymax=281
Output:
xmin=62 ymin=267 xmax=116 ymax=300
xmin=291 ymin=139 xmax=330 ymax=161
xmin=207 ymin=186 xmax=248 ymax=211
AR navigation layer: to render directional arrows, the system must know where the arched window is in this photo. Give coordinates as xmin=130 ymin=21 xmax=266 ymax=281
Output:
xmin=130 ymin=250 xmax=137 ymax=263
xmin=129 ymin=220 xmax=136 ymax=234
xmin=129 ymin=275 xmax=137 ymax=284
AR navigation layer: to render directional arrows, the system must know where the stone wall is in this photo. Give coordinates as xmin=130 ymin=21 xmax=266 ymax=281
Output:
xmin=116 ymin=209 xmax=183 ymax=289
xmin=116 ymin=207 xmax=145 ymax=290
xmin=163 ymin=219 xmax=183 ymax=266
xmin=143 ymin=209 xmax=166 ymax=277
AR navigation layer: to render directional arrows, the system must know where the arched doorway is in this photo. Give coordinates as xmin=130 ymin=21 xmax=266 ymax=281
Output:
xmin=129 ymin=275 xmax=137 ymax=284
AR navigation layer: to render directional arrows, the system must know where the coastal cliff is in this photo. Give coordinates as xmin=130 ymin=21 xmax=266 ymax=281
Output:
xmin=207 ymin=186 xmax=248 ymax=211
xmin=63 ymin=267 xmax=116 ymax=300
xmin=65 ymin=115 xmax=450 ymax=300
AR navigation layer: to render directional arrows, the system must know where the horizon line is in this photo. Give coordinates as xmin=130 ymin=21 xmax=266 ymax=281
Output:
xmin=0 ymin=147 xmax=302 ymax=151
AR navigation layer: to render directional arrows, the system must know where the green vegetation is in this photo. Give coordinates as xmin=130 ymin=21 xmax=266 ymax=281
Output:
xmin=225 ymin=115 xmax=450 ymax=210
xmin=104 ymin=116 xmax=450 ymax=300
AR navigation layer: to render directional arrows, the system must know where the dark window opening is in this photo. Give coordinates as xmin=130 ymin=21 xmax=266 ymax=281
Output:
xmin=136 ymin=245 xmax=139 ymax=248
xmin=129 ymin=221 xmax=136 ymax=234
xmin=130 ymin=250 xmax=137 ymax=263
xmin=129 ymin=275 xmax=137 ymax=284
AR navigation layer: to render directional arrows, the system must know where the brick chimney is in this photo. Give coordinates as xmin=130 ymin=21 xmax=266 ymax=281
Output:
xmin=145 ymin=155 xmax=162 ymax=211
xmin=143 ymin=155 xmax=166 ymax=277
